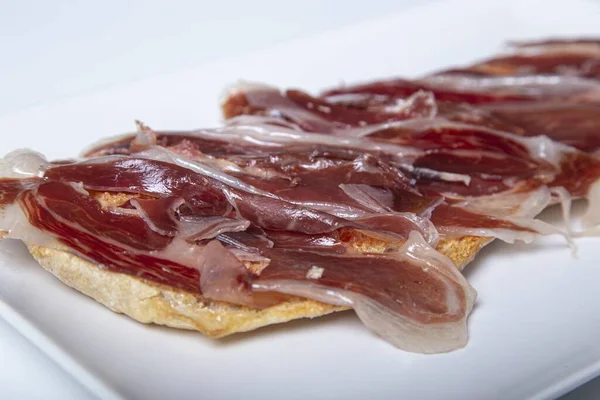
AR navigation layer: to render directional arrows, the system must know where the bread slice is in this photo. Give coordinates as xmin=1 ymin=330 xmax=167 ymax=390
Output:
xmin=25 ymin=234 xmax=489 ymax=338
xmin=27 ymin=244 xmax=347 ymax=337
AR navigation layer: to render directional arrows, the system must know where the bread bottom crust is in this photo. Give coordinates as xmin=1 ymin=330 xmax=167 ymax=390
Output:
xmin=26 ymin=236 xmax=490 ymax=338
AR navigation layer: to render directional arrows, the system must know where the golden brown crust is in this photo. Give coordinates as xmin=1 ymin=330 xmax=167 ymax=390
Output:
xmin=25 ymin=234 xmax=487 ymax=339
xmin=27 ymin=244 xmax=347 ymax=338
xmin=222 ymin=91 xmax=256 ymax=120
xmin=438 ymin=236 xmax=492 ymax=270
xmin=91 ymin=192 xmax=146 ymax=208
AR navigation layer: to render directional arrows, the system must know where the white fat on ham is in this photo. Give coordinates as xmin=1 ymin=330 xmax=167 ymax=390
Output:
xmin=129 ymin=197 xmax=183 ymax=237
xmin=282 ymin=200 xmax=366 ymax=220
xmin=340 ymin=183 xmax=443 ymax=219
xmin=0 ymin=149 xmax=48 ymax=178
xmin=179 ymin=215 xmax=250 ymax=242
xmin=439 ymin=186 xmax=575 ymax=247
xmin=183 ymin=239 xmax=253 ymax=305
xmin=130 ymin=197 xmax=250 ymax=241
xmin=550 ymin=187 xmax=573 ymax=234
xmin=438 ymin=222 xmax=541 ymax=245
xmin=438 ymin=213 xmax=575 ymax=251
xmin=136 ymin=147 xmax=278 ymax=198
xmin=324 ymin=92 xmax=390 ymax=105
xmin=326 ymin=91 xmax=439 ymax=138
xmin=353 ymin=212 xmax=439 ymax=246
xmin=222 ymin=116 xmax=419 ymax=160
xmin=516 ymin=135 xmax=572 ymax=170
xmin=509 ymin=41 xmax=600 ymax=57
xmin=405 ymin=165 xmax=472 ymax=186
xmin=305 ymin=265 xmax=324 ymax=280
xmin=227 ymin=248 xmax=271 ymax=264
xmin=372 ymin=117 xmax=570 ymax=170
xmin=129 ymin=120 xmax=158 ymax=153
xmin=166 ymin=137 xmax=292 ymax=181
xmin=421 ymin=74 xmax=600 ymax=98
xmin=0 ymin=150 xmax=56 ymax=246
xmin=583 ymin=180 xmax=600 ymax=229
xmin=0 ymin=202 xmax=59 ymax=248
xmin=339 ymin=184 xmax=393 ymax=213
xmin=221 ymin=118 xmax=422 ymax=159
xmin=253 ymin=232 xmax=476 ymax=354
xmin=453 ymin=186 xmax=553 ymax=218
xmin=220 ymin=114 xmax=305 ymax=131
xmin=384 ymin=90 xmax=438 ymax=117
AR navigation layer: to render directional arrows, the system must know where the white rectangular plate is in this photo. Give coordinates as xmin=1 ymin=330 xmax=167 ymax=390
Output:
xmin=2 ymin=1 xmax=600 ymax=399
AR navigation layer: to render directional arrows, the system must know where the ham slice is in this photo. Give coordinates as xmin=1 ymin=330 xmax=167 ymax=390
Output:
xmin=440 ymin=39 xmax=600 ymax=79
xmin=220 ymin=81 xmax=600 ymax=233
xmin=253 ymin=232 xmax=476 ymax=353
xmin=0 ymin=151 xmax=476 ymax=353
xmin=84 ymin=133 xmax=557 ymax=245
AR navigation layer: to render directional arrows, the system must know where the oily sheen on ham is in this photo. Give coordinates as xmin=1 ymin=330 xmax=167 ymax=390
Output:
xmin=318 ymin=54 xmax=600 ymax=154
xmin=441 ymin=39 xmax=600 ymax=79
xmin=86 ymin=127 xmax=559 ymax=244
xmin=223 ymin=83 xmax=600 ymax=230
xmin=46 ymin=155 xmax=437 ymax=243
xmin=0 ymin=148 xmax=477 ymax=353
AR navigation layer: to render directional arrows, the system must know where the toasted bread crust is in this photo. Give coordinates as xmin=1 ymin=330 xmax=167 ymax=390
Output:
xmin=26 ymin=234 xmax=489 ymax=338
xmin=27 ymin=244 xmax=347 ymax=337
xmin=438 ymin=236 xmax=491 ymax=269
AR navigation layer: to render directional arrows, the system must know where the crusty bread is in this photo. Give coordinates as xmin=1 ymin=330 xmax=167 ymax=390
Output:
xmin=25 ymin=234 xmax=489 ymax=338
xmin=27 ymin=244 xmax=347 ymax=337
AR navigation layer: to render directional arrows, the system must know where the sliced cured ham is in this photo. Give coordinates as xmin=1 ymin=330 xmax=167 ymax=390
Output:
xmin=476 ymin=102 xmax=600 ymax=153
xmin=221 ymin=85 xmax=595 ymax=195
xmin=236 ymin=83 xmax=600 ymax=194
xmin=439 ymin=39 xmax=600 ymax=79
xmin=253 ymin=232 xmax=476 ymax=353
xmin=45 ymin=155 xmax=439 ymax=243
xmin=221 ymin=79 xmax=600 ymax=233
xmin=0 ymin=150 xmax=477 ymax=353
xmin=318 ymin=55 xmax=600 ymax=154
xmin=322 ymin=74 xmax=600 ymax=105
xmin=85 ymin=129 xmax=560 ymax=245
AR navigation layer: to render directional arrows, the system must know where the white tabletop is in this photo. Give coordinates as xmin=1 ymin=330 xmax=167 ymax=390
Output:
xmin=1 ymin=1 xmax=599 ymax=398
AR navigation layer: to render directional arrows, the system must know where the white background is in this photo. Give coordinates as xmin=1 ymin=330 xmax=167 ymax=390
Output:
xmin=1 ymin=1 xmax=599 ymax=398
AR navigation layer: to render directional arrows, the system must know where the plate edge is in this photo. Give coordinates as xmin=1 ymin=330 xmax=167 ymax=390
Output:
xmin=0 ymin=298 xmax=125 ymax=400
